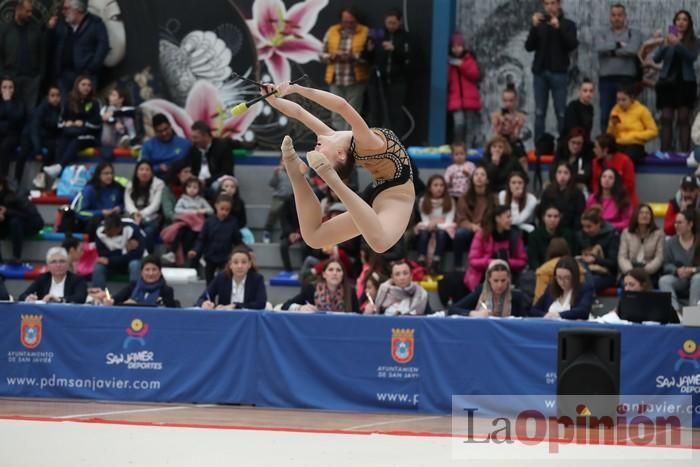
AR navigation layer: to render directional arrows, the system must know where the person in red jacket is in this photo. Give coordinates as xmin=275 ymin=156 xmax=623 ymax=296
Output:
xmin=464 ymin=205 xmax=527 ymax=291
xmin=664 ymin=175 xmax=700 ymax=235
xmin=591 ymin=133 xmax=638 ymax=207
xmin=447 ymin=32 xmax=481 ymax=148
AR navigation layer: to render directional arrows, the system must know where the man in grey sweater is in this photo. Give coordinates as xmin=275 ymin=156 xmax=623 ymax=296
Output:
xmin=594 ymin=3 xmax=643 ymax=132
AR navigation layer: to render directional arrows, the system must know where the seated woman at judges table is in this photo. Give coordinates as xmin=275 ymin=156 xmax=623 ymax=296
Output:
xmin=364 ymin=260 xmax=428 ymax=316
xmin=532 ymin=256 xmax=594 ymax=320
xmin=19 ymin=247 xmax=87 ymax=304
xmin=659 ymin=209 xmax=700 ymax=312
xmin=447 ymin=260 xmax=530 ymax=317
xmin=282 ymin=259 xmax=358 ymax=313
xmin=618 ymin=203 xmax=664 ymax=284
xmin=103 ymin=256 xmax=177 ymax=308
xmin=196 ymin=246 xmax=267 ymax=310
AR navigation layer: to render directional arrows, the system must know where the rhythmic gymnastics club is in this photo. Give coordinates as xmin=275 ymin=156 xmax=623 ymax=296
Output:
xmin=227 ymin=74 xmax=308 ymax=116
xmin=230 ymin=71 xmax=267 ymax=88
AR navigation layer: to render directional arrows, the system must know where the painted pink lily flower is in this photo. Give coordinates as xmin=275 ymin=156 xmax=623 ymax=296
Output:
xmin=247 ymin=0 xmax=328 ymax=83
xmin=140 ymin=80 xmax=261 ymax=139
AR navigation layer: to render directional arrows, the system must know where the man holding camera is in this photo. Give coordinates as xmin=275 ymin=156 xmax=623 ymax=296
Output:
xmin=525 ymin=0 xmax=578 ymax=143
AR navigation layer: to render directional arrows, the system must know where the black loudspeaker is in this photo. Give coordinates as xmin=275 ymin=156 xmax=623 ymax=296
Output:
xmin=557 ymin=328 xmax=621 ymax=421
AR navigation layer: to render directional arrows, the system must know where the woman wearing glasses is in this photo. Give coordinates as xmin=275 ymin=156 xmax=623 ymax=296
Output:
xmin=19 ymin=247 xmax=87 ymax=303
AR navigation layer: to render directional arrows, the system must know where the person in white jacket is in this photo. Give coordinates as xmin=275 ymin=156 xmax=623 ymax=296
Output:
xmin=415 ymin=175 xmax=456 ymax=274
xmin=497 ymin=171 xmax=538 ymax=234
xmin=124 ymin=160 xmax=164 ymax=253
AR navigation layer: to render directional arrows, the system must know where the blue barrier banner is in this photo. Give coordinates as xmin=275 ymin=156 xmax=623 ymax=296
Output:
xmin=1 ymin=304 xmax=698 ymax=426
xmin=0 ymin=304 xmax=258 ymax=404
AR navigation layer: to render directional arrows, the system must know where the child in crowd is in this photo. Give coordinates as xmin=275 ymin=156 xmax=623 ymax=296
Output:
xmin=443 ymin=142 xmax=475 ymax=200
xmin=447 ymin=32 xmax=481 ymax=148
xmin=482 ymin=136 xmax=526 ymax=192
xmin=586 ymin=168 xmax=632 ymax=231
xmin=92 ymin=213 xmax=145 ymax=288
xmin=188 ymin=193 xmax=243 ymax=283
xmin=175 ymin=177 xmax=213 ymax=216
xmin=215 ymin=174 xmax=253 ymax=244
xmin=162 ymin=177 xmax=213 ymax=265
xmin=262 ymin=157 xmax=292 ymax=244
xmin=498 ymin=171 xmax=538 ymax=234
xmin=101 ymin=86 xmax=136 ymax=148
xmin=415 ymin=175 xmax=455 ymax=274
xmin=564 ymin=78 xmax=595 ymax=141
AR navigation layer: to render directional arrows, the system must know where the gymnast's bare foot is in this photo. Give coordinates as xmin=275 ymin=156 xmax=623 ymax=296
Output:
xmin=281 ymin=135 xmax=308 ymax=175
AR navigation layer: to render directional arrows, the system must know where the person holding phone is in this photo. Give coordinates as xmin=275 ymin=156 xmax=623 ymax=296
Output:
xmin=653 ymin=10 xmax=699 ymax=155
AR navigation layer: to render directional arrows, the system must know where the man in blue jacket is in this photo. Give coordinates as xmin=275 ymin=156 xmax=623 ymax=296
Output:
xmin=141 ymin=114 xmax=192 ymax=178
xmin=93 ymin=213 xmax=144 ymax=288
xmin=49 ymin=0 xmax=109 ymax=95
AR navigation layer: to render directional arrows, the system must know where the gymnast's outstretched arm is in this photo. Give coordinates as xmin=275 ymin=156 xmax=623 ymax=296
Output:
xmin=263 ymin=85 xmax=334 ymax=137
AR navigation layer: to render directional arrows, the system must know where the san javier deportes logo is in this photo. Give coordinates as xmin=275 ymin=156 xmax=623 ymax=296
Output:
xmin=7 ymin=315 xmax=54 ymax=365
xmin=656 ymin=339 xmax=700 ymax=394
xmin=105 ymin=318 xmax=163 ymax=370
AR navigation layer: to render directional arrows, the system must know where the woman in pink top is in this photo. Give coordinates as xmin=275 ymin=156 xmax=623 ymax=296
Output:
xmin=586 ymin=168 xmax=632 ymax=231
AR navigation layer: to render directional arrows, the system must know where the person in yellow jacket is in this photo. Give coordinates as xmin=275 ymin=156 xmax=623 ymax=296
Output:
xmin=606 ymin=84 xmax=658 ymax=164
xmin=321 ymin=7 xmax=369 ymax=131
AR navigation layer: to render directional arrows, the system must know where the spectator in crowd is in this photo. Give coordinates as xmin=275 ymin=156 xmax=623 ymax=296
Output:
xmin=586 ymin=168 xmax=632 ymax=231
xmin=540 ymin=161 xmax=586 ymax=231
xmin=639 ymin=30 xmax=665 ymax=88
xmin=490 ymin=83 xmax=527 ymax=155
xmin=140 ymin=113 xmax=191 ymax=178
xmin=187 ymin=121 xmax=235 ymax=187
xmin=553 ymin=128 xmax=592 ymax=190
xmin=465 ymin=205 xmax=527 ymax=292
xmin=525 ymin=0 xmax=578 ymax=141
xmin=576 ymin=206 xmax=620 ymax=293
xmin=534 ymin=238 xmax=584 ymax=301
xmin=444 ymin=142 xmax=475 ymax=201
xmin=498 ymin=171 xmax=538 ymax=234
xmin=0 ymin=0 xmax=47 ymax=112
xmin=365 ymin=259 xmax=427 ymax=316
xmin=659 ymin=209 xmax=700 ymax=312
xmin=279 ymin=195 xmax=311 ymax=273
xmin=482 ymin=136 xmax=525 ymax=192
xmin=563 ymin=78 xmax=595 ymax=141
xmin=188 ymin=193 xmax=242 ymax=284
xmin=19 ymin=247 xmax=87 ymax=303
xmin=415 ymin=175 xmax=455 ymax=275
xmin=104 ymin=255 xmax=177 ymax=308
xmin=363 ymin=8 xmax=412 ymax=134
xmin=618 ymin=203 xmax=664 ymax=282
xmin=448 ymin=260 xmax=531 ymax=317
xmin=215 ymin=174 xmax=252 ymax=244
xmin=92 ymin=213 xmax=144 ymax=288
xmin=595 ymin=3 xmax=643 ymax=132
xmin=0 ymin=77 xmax=24 ymax=181
xmin=49 ymin=0 xmax=109 ymax=95
xmin=43 ymin=75 xmax=101 ymax=178
xmin=161 ymin=176 xmax=213 ymax=265
xmin=283 ymin=259 xmax=358 ymax=313
xmin=124 ymin=160 xmax=163 ymax=253
xmin=74 ymin=161 xmax=123 ymax=238
xmin=24 ymin=85 xmax=61 ymax=172
xmin=197 ymin=246 xmax=267 ymax=310
xmin=454 ymin=165 xmax=495 ymax=270
xmin=606 ymin=84 xmax=658 ymax=164
xmin=654 ymin=10 xmax=699 ymax=154
xmin=591 ymin=133 xmax=638 ymax=207
xmin=321 ymin=7 xmax=369 ymax=131
xmin=528 ymin=205 xmax=575 ymax=271
xmin=447 ymin=32 xmax=481 ymax=148
xmin=0 ymin=175 xmax=42 ymax=263
xmin=262 ymin=156 xmax=292 ymax=244
xmin=355 ymin=242 xmax=395 ymax=299
xmin=100 ymin=86 xmax=136 ymax=148
xmin=161 ymin=160 xmax=193 ymax=225
xmin=532 ymin=256 xmax=594 ymax=320
xmin=693 ymin=112 xmax=700 ymax=165
xmin=664 ymin=175 xmax=700 ymax=236
xmin=61 ymin=237 xmax=82 ymax=273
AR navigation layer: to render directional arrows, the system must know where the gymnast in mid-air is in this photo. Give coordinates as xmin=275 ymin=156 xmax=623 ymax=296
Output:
xmin=260 ymin=81 xmax=414 ymax=253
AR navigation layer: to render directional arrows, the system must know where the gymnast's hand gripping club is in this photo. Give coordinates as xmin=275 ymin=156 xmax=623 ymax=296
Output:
xmin=223 ymin=74 xmax=308 ymax=117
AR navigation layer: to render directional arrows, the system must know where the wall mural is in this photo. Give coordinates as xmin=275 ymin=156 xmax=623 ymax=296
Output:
xmin=457 ymin=0 xmax=700 ymax=149
xmin=1 ymin=0 xmax=432 ymax=150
